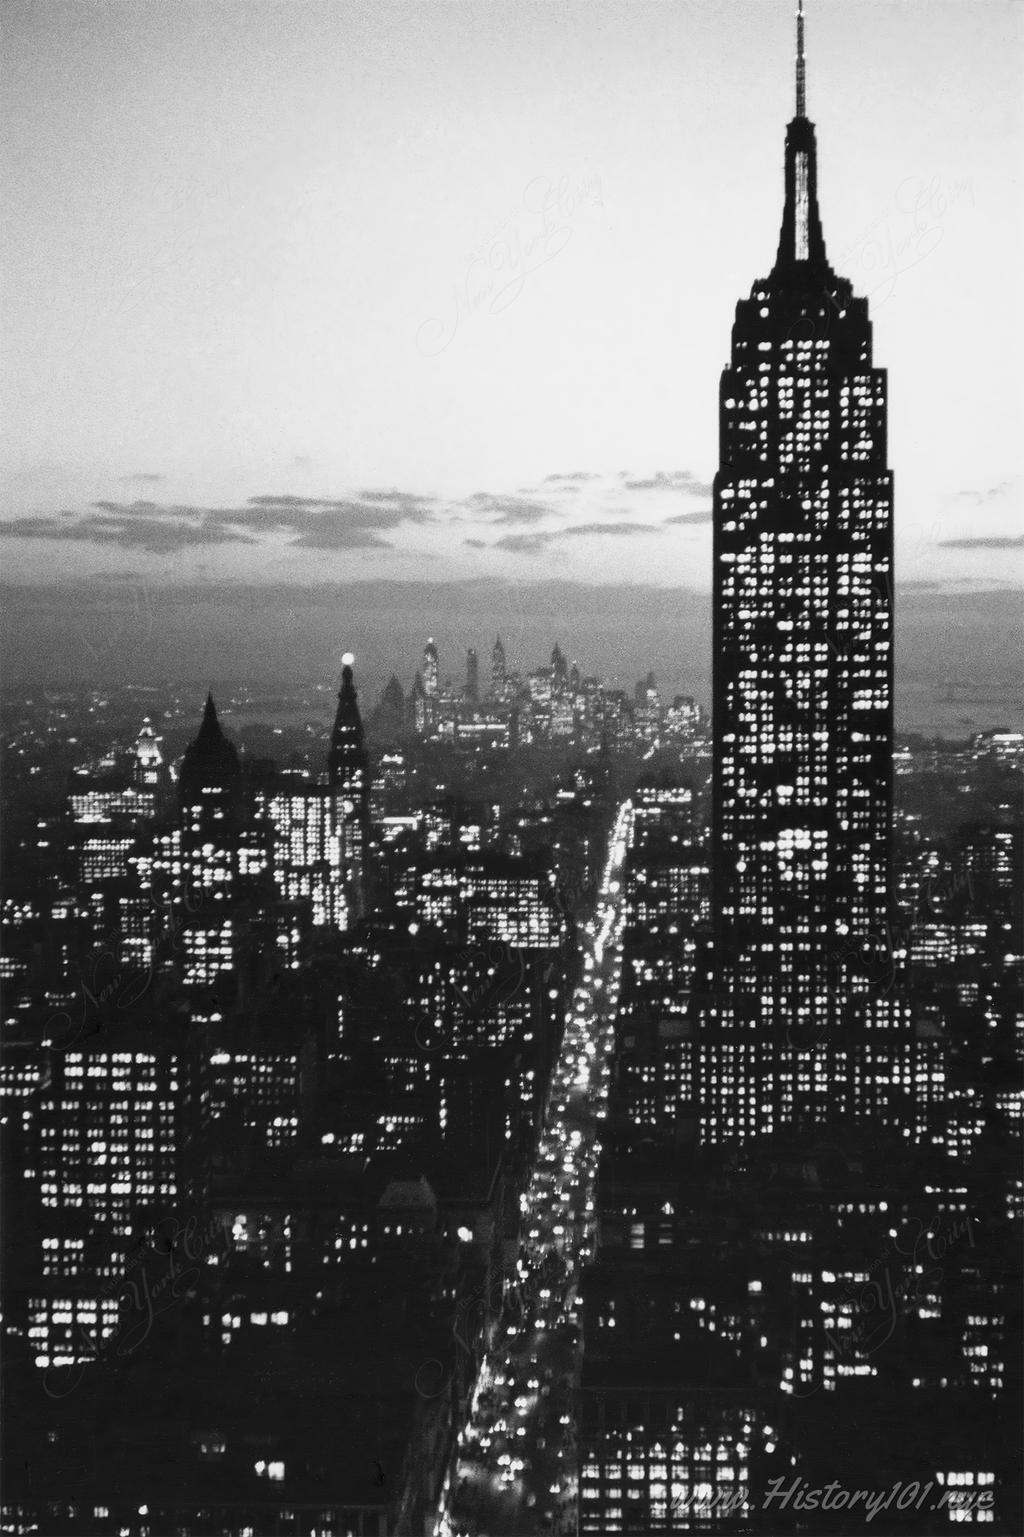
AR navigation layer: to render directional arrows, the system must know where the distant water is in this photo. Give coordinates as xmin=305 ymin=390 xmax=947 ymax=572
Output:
xmin=897 ymin=684 xmax=1024 ymax=741
xmin=217 ymin=703 xmax=332 ymax=734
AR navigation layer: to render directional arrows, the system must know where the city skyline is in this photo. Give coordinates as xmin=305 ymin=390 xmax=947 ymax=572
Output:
xmin=1 ymin=1 xmax=1021 ymax=1529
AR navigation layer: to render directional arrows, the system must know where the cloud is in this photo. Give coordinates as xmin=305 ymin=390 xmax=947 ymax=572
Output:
xmin=563 ymin=521 xmax=660 ymax=539
xmin=289 ymin=523 xmax=392 ymax=551
xmin=91 ymin=518 xmax=253 ymax=552
xmin=1 ymin=487 xmax=442 ymax=556
xmin=357 ymin=489 xmax=436 ymax=509
xmin=621 ymin=469 xmax=714 ymax=497
xmin=542 ymin=471 xmax=600 ymax=485
xmin=938 ymin=535 xmax=1024 ymax=550
xmin=664 ymin=509 xmax=713 ymax=525
xmin=119 ymin=472 xmax=166 ymax=484
xmin=492 ymin=531 xmax=552 ymax=555
xmin=245 ymin=494 xmax=327 ymax=509
xmin=0 ymin=518 xmax=79 ymax=541
xmin=241 ymin=492 xmax=438 ymax=531
xmin=93 ymin=499 xmax=168 ymax=514
xmin=465 ymin=493 xmax=556 ymax=525
xmin=464 ymin=538 xmax=487 ymax=549
xmin=494 ymin=520 xmax=662 ymax=554
xmin=0 ymin=512 xmax=253 ymax=552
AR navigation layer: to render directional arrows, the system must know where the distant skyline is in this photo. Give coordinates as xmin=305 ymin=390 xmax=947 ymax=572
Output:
xmin=1 ymin=0 xmax=1020 ymax=700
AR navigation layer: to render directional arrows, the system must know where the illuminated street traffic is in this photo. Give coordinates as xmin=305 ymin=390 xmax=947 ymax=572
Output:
xmin=435 ymin=800 xmax=634 ymax=1537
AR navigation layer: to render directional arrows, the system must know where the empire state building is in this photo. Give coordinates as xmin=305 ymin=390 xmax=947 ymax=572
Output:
xmin=701 ymin=1 xmax=905 ymax=1140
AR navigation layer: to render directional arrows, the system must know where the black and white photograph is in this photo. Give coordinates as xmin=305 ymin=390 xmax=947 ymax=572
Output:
xmin=1 ymin=1 xmax=1021 ymax=1533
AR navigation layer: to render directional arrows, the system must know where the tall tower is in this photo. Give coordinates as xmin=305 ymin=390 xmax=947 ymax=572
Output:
xmin=422 ymin=637 xmax=439 ymax=699
xmin=705 ymin=0 xmax=896 ymax=1133
xmin=550 ymin=641 xmax=568 ymax=692
xmin=490 ymin=635 xmax=507 ymax=701
xmin=177 ymin=693 xmax=245 ymax=988
xmin=132 ymin=717 xmax=164 ymax=789
xmin=465 ymin=647 xmax=479 ymax=704
xmin=177 ymin=693 xmax=242 ymax=824
xmin=328 ymin=655 xmax=370 ymax=918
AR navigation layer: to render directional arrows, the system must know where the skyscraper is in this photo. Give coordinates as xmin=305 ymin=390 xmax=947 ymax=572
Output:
xmin=260 ymin=658 xmax=370 ymax=934
xmin=176 ymin=693 xmax=247 ymax=989
xmin=327 ymin=656 xmax=370 ymax=919
xmin=551 ymin=641 xmax=568 ymax=692
xmin=490 ymin=635 xmax=507 ymax=702
xmin=177 ymin=693 xmax=242 ymax=820
xmin=704 ymin=0 xmax=897 ymax=1133
xmin=422 ymin=637 xmax=439 ymax=699
xmin=465 ymin=646 xmax=479 ymax=704
xmin=132 ymin=718 xmax=164 ymax=790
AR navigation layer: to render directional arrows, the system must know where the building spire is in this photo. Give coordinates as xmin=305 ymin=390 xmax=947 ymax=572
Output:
xmin=178 ymin=690 xmax=241 ymax=807
xmin=772 ymin=0 xmax=829 ymax=272
xmin=328 ymin=656 xmax=366 ymax=786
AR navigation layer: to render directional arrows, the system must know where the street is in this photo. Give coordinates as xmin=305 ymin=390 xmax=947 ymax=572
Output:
xmin=435 ymin=800 xmax=634 ymax=1537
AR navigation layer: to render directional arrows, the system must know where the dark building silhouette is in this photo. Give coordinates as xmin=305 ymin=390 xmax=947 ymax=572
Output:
xmin=551 ymin=641 xmax=568 ymax=692
xmin=465 ymin=647 xmax=479 ymax=704
xmin=701 ymin=0 xmax=898 ymax=1137
xmin=327 ymin=663 xmax=367 ymax=791
xmin=327 ymin=659 xmax=370 ymax=921
xmin=177 ymin=693 xmax=242 ymax=814
xmin=575 ymin=14 xmax=1017 ymax=1536
xmin=378 ymin=673 xmax=406 ymax=735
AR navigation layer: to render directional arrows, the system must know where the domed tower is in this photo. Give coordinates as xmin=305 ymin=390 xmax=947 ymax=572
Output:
xmin=132 ymin=717 xmax=164 ymax=789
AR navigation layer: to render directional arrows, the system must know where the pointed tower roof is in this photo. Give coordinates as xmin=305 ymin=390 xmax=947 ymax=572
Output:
xmin=772 ymin=0 xmax=831 ymax=275
xmin=328 ymin=661 xmax=367 ymax=787
xmin=177 ymin=692 xmax=241 ymax=805
xmin=382 ymin=673 xmax=405 ymax=709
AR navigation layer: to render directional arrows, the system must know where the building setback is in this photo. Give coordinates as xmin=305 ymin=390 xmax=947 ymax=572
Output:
xmin=702 ymin=0 xmax=901 ymax=1138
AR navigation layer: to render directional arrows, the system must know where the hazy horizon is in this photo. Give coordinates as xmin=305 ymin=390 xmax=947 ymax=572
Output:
xmin=2 ymin=577 xmax=1020 ymax=743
